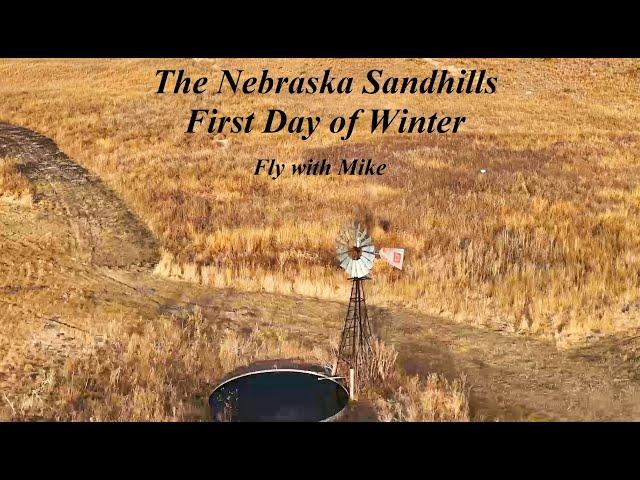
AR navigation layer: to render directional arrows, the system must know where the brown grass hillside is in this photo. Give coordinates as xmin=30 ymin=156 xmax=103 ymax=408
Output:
xmin=1 ymin=58 xmax=639 ymax=341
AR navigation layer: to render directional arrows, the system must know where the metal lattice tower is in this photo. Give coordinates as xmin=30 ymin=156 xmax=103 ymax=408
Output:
xmin=335 ymin=277 xmax=373 ymax=378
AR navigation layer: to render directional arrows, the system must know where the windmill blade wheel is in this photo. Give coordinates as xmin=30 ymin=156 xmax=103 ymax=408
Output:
xmin=336 ymin=223 xmax=375 ymax=279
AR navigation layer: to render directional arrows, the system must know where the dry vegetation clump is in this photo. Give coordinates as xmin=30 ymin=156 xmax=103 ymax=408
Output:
xmin=1 ymin=59 xmax=639 ymax=340
xmin=1 ymin=308 xmax=323 ymax=421
xmin=1 ymin=307 xmax=468 ymax=422
xmin=0 ymin=156 xmax=34 ymax=203
xmin=371 ymin=372 xmax=470 ymax=422
xmin=365 ymin=338 xmax=399 ymax=383
xmin=360 ymin=339 xmax=469 ymax=421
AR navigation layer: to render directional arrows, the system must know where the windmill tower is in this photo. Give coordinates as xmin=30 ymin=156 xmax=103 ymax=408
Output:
xmin=333 ymin=222 xmax=404 ymax=397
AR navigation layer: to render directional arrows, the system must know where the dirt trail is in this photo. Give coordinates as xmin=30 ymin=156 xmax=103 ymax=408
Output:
xmin=1 ymin=123 xmax=640 ymax=421
xmin=374 ymin=307 xmax=640 ymax=420
xmin=0 ymin=123 xmax=158 ymax=268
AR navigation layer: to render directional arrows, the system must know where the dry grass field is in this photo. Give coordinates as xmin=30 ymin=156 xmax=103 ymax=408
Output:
xmin=2 ymin=58 xmax=639 ymax=340
xmin=0 ymin=188 xmax=468 ymax=421
xmin=0 ymin=119 xmax=468 ymax=421
xmin=2 ymin=58 xmax=640 ymax=421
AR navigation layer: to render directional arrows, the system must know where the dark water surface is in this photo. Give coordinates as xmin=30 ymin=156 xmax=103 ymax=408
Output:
xmin=209 ymin=370 xmax=349 ymax=422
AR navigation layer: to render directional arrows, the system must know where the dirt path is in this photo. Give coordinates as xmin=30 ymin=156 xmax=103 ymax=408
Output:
xmin=1 ymin=123 xmax=639 ymax=421
xmin=0 ymin=123 xmax=158 ymax=268
xmin=373 ymin=307 xmax=640 ymax=420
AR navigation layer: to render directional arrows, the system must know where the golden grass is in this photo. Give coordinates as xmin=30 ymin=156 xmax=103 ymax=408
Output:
xmin=371 ymin=372 xmax=470 ymax=422
xmin=0 ymin=198 xmax=468 ymax=422
xmin=1 ymin=58 xmax=639 ymax=340
xmin=0 ymin=307 xmax=468 ymax=421
xmin=0 ymin=156 xmax=34 ymax=203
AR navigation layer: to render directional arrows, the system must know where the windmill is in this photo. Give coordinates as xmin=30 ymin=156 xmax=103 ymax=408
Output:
xmin=332 ymin=222 xmax=404 ymax=398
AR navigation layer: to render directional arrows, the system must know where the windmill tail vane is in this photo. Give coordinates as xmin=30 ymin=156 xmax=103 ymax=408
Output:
xmin=332 ymin=222 xmax=405 ymax=397
xmin=378 ymin=247 xmax=405 ymax=270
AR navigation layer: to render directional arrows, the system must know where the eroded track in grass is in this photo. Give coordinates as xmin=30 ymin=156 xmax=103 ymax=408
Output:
xmin=1 ymin=123 xmax=640 ymax=421
xmin=0 ymin=123 xmax=158 ymax=268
